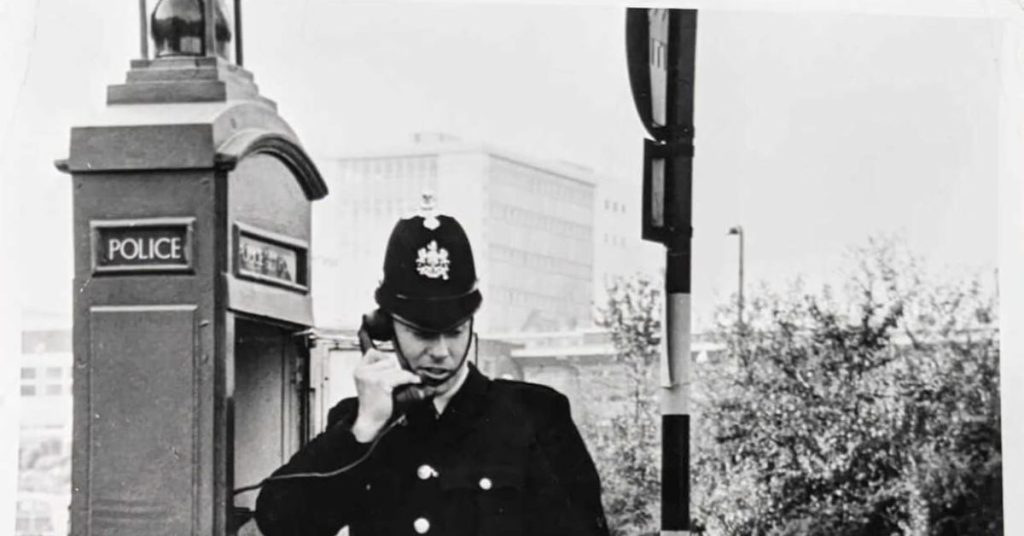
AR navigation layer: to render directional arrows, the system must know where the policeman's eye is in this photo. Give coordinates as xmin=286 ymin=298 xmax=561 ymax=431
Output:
xmin=444 ymin=325 xmax=467 ymax=338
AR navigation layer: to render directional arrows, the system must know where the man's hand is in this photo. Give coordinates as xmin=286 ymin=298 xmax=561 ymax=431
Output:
xmin=351 ymin=331 xmax=421 ymax=443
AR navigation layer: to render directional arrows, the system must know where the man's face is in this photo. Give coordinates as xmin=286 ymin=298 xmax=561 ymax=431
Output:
xmin=393 ymin=317 xmax=472 ymax=396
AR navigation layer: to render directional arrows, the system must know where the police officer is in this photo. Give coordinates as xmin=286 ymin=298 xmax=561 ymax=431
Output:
xmin=254 ymin=211 xmax=610 ymax=536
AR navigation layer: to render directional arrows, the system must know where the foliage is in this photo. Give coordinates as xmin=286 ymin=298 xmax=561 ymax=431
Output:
xmin=694 ymin=241 xmax=1001 ymax=535
xmin=584 ymin=275 xmax=663 ymax=536
xmin=588 ymin=240 xmax=1001 ymax=536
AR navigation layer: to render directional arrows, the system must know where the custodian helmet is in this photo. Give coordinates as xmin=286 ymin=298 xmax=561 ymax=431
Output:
xmin=374 ymin=213 xmax=482 ymax=332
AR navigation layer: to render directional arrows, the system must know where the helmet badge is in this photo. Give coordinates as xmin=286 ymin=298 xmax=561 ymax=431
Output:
xmin=420 ymin=192 xmax=441 ymax=231
xmin=416 ymin=240 xmax=450 ymax=280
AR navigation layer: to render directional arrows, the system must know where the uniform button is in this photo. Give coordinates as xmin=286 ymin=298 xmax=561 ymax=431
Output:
xmin=414 ymin=517 xmax=431 ymax=534
xmin=417 ymin=464 xmax=437 ymax=480
xmin=479 ymin=477 xmax=492 ymax=490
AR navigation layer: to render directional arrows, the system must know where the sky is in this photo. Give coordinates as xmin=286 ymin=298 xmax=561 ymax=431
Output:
xmin=0 ymin=0 xmax=1008 ymax=332
xmin=1 ymin=0 xmax=1022 ymax=529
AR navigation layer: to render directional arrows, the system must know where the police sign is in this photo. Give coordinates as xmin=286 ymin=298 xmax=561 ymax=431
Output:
xmin=91 ymin=217 xmax=194 ymax=273
xmin=626 ymin=8 xmax=698 ymax=245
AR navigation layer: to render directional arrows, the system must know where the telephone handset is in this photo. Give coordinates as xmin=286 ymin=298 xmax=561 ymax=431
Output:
xmin=358 ymin=309 xmax=433 ymax=413
xmin=230 ymin=310 xmax=423 ymax=506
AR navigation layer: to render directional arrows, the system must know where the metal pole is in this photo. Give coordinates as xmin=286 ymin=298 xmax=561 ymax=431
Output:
xmin=661 ymin=10 xmax=696 ymax=536
xmin=729 ymin=226 xmax=744 ymax=327
xmin=738 ymin=228 xmax=744 ymax=328
xmin=662 ymin=234 xmax=692 ymax=536
xmin=138 ymin=0 xmax=149 ymax=60
xmin=234 ymin=0 xmax=244 ymax=66
xmin=204 ymin=0 xmax=217 ymax=57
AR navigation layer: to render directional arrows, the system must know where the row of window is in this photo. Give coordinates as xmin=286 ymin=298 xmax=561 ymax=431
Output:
xmin=21 ymin=384 xmax=71 ymax=397
xmin=345 ymin=180 xmax=439 ymax=203
xmin=489 ymin=270 xmax=590 ymax=303
xmin=21 ymin=367 xmax=62 ymax=380
xmin=602 ymin=233 xmax=628 ymax=247
xmin=16 ymin=508 xmax=56 ymax=534
xmin=338 ymin=199 xmax=417 ymax=219
xmin=21 ymin=367 xmax=71 ymax=398
xmin=489 ymin=284 xmax=589 ymax=309
xmin=488 ymin=201 xmax=590 ymax=241
xmin=341 ymin=156 xmax=439 ymax=180
xmin=491 ymin=159 xmax=593 ymax=208
xmin=488 ymin=221 xmax=592 ymax=261
xmin=604 ymin=200 xmax=628 ymax=213
xmin=490 ymin=245 xmax=591 ymax=280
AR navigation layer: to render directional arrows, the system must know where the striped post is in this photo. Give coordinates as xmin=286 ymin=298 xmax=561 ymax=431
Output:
xmin=625 ymin=8 xmax=697 ymax=532
xmin=661 ymin=9 xmax=697 ymax=536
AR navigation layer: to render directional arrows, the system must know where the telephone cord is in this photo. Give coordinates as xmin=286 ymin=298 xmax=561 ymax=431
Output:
xmin=233 ymin=324 xmax=477 ymax=497
xmin=231 ymin=414 xmax=406 ymax=496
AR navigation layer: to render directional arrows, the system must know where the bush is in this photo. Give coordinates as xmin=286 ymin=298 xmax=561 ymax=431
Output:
xmin=590 ymin=242 xmax=1001 ymax=536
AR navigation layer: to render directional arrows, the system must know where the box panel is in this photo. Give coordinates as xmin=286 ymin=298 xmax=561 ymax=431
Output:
xmin=87 ymin=305 xmax=199 ymax=536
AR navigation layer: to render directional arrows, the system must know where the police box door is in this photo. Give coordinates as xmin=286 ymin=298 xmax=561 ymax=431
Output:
xmin=230 ymin=314 xmax=312 ymax=533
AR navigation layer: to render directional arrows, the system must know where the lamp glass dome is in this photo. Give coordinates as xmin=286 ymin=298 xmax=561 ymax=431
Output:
xmin=151 ymin=0 xmax=233 ymax=59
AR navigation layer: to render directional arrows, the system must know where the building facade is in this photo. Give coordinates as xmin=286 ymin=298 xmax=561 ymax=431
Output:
xmin=313 ymin=134 xmax=598 ymax=334
xmin=17 ymin=324 xmax=73 ymax=536
xmin=592 ymin=179 xmax=663 ymax=310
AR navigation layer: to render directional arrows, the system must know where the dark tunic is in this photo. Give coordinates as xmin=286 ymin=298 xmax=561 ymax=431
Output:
xmin=254 ymin=365 xmax=610 ymax=536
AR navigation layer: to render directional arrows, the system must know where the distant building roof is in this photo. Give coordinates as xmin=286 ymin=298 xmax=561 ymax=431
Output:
xmin=319 ymin=135 xmax=599 ymax=188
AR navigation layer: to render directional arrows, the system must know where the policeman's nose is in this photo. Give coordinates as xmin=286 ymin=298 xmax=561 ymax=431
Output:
xmin=426 ymin=336 xmax=451 ymax=362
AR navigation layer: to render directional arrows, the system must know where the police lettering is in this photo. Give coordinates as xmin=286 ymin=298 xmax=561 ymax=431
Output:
xmin=108 ymin=236 xmax=183 ymax=262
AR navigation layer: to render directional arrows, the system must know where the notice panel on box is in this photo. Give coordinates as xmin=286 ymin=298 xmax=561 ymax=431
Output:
xmin=233 ymin=223 xmax=308 ymax=292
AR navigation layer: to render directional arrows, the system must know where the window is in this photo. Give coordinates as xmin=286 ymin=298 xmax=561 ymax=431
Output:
xmin=45 ymin=384 xmax=62 ymax=396
xmin=45 ymin=367 xmax=62 ymax=379
xmin=20 ymin=385 xmax=35 ymax=397
xmin=20 ymin=367 xmax=36 ymax=380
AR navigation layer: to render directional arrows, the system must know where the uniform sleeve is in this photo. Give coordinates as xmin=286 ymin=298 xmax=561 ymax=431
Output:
xmin=532 ymin=393 xmax=611 ymax=536
xmin=253 ymin=399 xmax=375 ymax=536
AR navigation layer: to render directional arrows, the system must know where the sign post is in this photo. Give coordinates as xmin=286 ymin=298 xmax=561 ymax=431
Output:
xmin=627 ymin=8 xmax=698 ymax=536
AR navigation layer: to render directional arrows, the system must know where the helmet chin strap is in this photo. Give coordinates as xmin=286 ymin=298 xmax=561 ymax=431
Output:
xmin=393 ymin=317 xmax=475 ymax=388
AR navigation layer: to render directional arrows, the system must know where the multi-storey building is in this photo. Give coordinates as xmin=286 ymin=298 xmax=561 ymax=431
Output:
xmin=592 ymin=179 xmax=663 ymax=310
xmin=313 ymin=134 xmax=597 ymax=334
xmin=17 ymin=315 xmax=73 ymax=536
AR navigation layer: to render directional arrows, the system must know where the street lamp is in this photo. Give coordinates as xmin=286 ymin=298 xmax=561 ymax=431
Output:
xmin=145 ymin=0 xmax=235 ymax=61
xmin=727 ymin=226 xmax=744 ymax=328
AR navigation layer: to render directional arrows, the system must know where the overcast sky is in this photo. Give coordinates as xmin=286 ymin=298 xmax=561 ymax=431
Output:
xmin=0 ymin=0 xmax=1011 ymax=331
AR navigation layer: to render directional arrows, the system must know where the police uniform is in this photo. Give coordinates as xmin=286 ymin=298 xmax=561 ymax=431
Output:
xmin=254 ymin=365 xmax=608 ymax=536
xmin=254 ymin=211 xmax=609 ymax=536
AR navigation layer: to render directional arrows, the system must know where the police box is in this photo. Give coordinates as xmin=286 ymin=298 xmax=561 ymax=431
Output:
xmin=58 ymin=46 xmax=328 ymax=536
